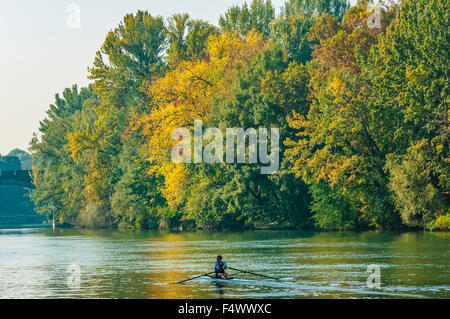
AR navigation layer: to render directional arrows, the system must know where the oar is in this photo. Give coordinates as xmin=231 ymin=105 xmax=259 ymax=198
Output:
xmin=173 ymin=271 xmax=216 ymax=284
xmin=228 ymin=267 xmax=279 ymax=280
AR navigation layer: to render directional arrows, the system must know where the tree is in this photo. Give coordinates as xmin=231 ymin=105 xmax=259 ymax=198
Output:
xmin=371 ymin=0 xmax=449 ymax=229
xmin=30 ymin=1 xmax=448 ymax=231
xmin=68 ymin=11 xmax=167 ymax=228
xmin=285 ymin=2 xmax=398 ymax=230
xmin=166 ymin=13 xmax=218 ymax=68
xmin=386 ymin=139 xmax=448 ymax=228
xmin=270 ymin=0 xmax=350 ymax=64
xmin=135 ymin=32 xmax=266 ymax=213
xmin=185 ymin=46 xmax=313 ymax=229
xmin=30 ymin=85 xmax=99 ymax=225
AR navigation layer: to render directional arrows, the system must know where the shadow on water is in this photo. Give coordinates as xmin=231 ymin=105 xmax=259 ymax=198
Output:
xmin=215 ymin=282 xmax=226 ymax=296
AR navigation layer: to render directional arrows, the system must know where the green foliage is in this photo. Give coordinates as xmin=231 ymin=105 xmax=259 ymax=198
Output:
xmin=219 ymin=0 xmax=275 ymax=38
xmin=74 ymin=11 xmax=168 ymax=227
xmin=386 ymin=139 xmax=448 ymax=228
xmin=30 ymin=1 xmax=448 ymax=231
xmin=111 ymin=140 xmax=165 ymax=230
xmin=285 ymin=2 xmax=400 ymax=230
xmin=282 ymin=0 xmax=349 ymax=19
xmin=166 ymin=13 xmax=218 ymax=68
xmin=309 ymin=182 xmax=362 ymax=231
xmin=270 ymin=0 xmax=349 ymax=64
xmin=184 ymin=46 xmax=313 ymax=230
xmin=371 ymin=0 xmax=449 ymax=229
xmin=89 ymin=11 xmax=166 ymax=97
xmin=30 ymin=85 xmax=99 ymax=225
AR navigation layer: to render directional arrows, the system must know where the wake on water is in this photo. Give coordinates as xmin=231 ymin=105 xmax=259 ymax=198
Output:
xmin=165 ymin=276 xmax=446 ymax=298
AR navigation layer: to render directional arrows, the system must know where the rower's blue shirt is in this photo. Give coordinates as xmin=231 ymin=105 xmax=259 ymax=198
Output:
xmin=215 ymin=261 xmax=226 ymax=271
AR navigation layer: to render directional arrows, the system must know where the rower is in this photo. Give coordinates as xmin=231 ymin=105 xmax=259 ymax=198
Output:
xmin=214 ymin=255 xmax=230 ymax=279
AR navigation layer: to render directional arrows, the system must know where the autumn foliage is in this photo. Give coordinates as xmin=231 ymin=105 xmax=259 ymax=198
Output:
xmin=31 ymin=0 xmax=449 ymax=231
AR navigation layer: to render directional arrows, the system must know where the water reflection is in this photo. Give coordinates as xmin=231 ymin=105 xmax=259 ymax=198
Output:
xmin=215 ymin=283 xmax=226 ymax=296
xmin=0 ymin=229 xmax=448 ymax=298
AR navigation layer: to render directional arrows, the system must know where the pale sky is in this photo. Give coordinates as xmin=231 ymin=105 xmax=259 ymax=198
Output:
xmin=0 ymin=0 xmax=354 ymax=155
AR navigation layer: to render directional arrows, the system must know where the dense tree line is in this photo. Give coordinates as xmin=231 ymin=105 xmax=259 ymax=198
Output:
xmin=30 ymin=0 xmax=449 ymax=231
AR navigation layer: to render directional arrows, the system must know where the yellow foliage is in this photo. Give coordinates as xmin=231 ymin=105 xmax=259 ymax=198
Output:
xmin=67 ymin=132 xmax=84 ymax=159
xmin=160 ymin=163 xmax=190 ymax=207
xmin=434 ymin=214 xmax=450 ymax=231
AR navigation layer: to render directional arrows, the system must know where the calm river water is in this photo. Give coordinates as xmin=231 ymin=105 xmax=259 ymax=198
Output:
xmin=0 ymin=228 xmax=448 ymax=298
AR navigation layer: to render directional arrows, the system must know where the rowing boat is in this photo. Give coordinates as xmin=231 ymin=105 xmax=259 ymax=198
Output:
xmin=189 ymin=275 xmax=236 ymax=283
xmin=174 ymin=267 xmax=279 ymax=285
xmin=188 ymin=275 xmax=269 ymax=286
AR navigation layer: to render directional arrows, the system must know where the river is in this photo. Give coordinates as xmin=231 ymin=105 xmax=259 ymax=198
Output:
xmin=0 ymin=228 xmax=448 ymax=298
